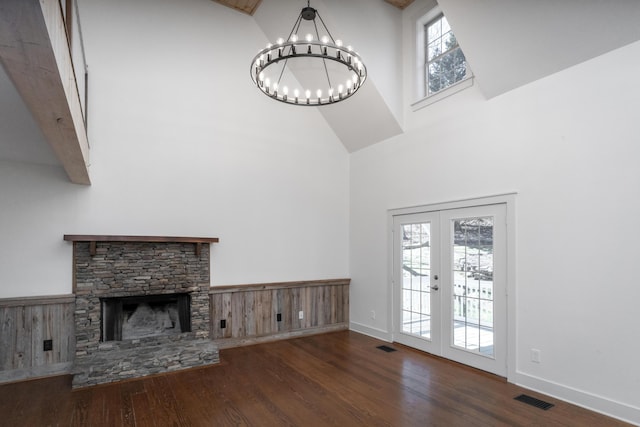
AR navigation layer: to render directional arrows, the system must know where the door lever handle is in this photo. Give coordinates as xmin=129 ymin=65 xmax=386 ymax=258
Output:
xmin=431 ymin=274 xmax=439 ymax=290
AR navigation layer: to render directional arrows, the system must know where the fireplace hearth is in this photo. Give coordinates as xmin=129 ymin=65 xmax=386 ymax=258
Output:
xmin=65 ymin=235 xmax=219 ymax=388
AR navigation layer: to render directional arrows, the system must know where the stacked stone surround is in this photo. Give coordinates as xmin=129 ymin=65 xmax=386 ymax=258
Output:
xmin=72 ymin=240 xmax=218 ymax=388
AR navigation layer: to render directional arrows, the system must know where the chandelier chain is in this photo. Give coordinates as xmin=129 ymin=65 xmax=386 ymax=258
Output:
xmin=312 ymin=13 xmax=334 ymax=90
xmin=276 ymin=12 xmax=305 ymax=87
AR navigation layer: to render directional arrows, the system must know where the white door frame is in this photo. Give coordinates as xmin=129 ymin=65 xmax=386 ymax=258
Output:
xmin=392 ymin=211 xmax=442 ymax=355
xmin=388 ymin=193 xmax=517 ymax=380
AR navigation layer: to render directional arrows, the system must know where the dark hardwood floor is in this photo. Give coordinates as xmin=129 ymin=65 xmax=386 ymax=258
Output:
xmin=0 ymin=331 xmax=630 ymax=426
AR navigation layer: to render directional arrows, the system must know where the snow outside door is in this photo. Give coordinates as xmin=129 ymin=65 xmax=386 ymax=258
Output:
xmin=393 ymin=204 xmax=507 ymax=376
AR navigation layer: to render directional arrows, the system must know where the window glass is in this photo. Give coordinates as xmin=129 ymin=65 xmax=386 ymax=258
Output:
xmin=425 ymin=14 xmax=467 ymax=96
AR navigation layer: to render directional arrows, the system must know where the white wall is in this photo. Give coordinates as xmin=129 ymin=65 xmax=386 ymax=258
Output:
xmin=0 ymin=0 xmax=349 ymax=298
xmin=324 ymin=0 xmax=404 ymax=122
xmin=350 ymin=28 xmax=640 ymax=427
xmin=2 ymin=0 xmax=638 ymax=422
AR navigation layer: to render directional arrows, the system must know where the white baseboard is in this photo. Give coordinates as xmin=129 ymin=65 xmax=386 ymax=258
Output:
xmin=346 ymin=324 xmax=640 ymax=425
xmin=349 ymin=322 xmax=392 ymax=342
xmin=513 ymin=371 xmax=640 ymax=426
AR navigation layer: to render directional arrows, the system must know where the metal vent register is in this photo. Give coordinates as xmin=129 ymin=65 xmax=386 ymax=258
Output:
xmin=514 ymin=394 xmax=554 ymax=410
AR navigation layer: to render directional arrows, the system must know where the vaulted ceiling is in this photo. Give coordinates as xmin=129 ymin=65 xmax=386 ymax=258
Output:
xmin=3 ymin=0 xmax=640 ymax=183
xmin=211 ymin=0 xmax=416 ymax=15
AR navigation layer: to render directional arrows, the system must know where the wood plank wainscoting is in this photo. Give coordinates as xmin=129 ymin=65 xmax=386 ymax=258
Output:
xmin=210 ymin=279 xmax=349 ymax=348
xmin=0 ymin=279 xmax=348 ymax=384
xmin=0 ymin=294 xmax=75 ymax=383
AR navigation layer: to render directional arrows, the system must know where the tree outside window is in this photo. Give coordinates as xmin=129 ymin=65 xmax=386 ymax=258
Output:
xmin=425 ymin=14 xmax=467 ymax=95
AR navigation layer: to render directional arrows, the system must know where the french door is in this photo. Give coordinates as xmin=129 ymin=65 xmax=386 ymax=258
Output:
xmin=393 ymin=204 xmax=507 ymax=376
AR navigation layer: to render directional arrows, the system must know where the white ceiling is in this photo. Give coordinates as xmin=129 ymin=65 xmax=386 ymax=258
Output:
xmin=3 ymin=0 xmax=640 ymax=170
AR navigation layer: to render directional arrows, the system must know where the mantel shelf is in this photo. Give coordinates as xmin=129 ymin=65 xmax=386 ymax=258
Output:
xmin=63 ymin=235 xmax=219 ymax=256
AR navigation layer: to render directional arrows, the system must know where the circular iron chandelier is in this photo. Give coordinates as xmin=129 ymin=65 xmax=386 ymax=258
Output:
xmin=250 ymin=1 xmax=367 ymax=106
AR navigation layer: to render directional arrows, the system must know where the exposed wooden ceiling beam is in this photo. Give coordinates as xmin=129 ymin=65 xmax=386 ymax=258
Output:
xmin=0 ymin=0 xmax=91 ymax=184
xmin=211 ymin=0 xmax=262 ymax=15
xmin=213 ymin=0 xmax=413 ymax=15
xmin=384 ymin=0 xmax=416 ymax=9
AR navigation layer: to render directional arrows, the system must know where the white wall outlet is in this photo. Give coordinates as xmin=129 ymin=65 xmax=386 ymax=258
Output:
xmin=531 ymin=348 xmax=541 ymax=363
xmin=298 ymin=310 xmax=304 ymax=320
xmin=370 ymin=310 xmax=376 ymax=320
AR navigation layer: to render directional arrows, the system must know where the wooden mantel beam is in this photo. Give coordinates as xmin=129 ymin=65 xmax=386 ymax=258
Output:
xmin=63 ymin=235 xmax=220 ymax=257
xmin=63 ymin=235 xmax=220 ymax=244
xmin=0 ymin=0 xmax=91 ymax=184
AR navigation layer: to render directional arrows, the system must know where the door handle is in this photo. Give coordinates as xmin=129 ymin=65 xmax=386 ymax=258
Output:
xmin=431 ymin=285 xmax=439 ymax=291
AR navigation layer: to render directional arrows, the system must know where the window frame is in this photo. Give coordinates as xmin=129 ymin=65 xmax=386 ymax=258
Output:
xmin=411 ymin=5 xmax=473 ymax=111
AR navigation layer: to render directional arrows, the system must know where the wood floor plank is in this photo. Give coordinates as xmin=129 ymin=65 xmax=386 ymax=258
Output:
xmin=120 ymin=381 xmax=144 ymax=427
xmin=129 ymin=389 xmax=155 ymax=427
xmin=146 ymin=376 xmax=191 ymax=426
xmin=217 ymin=347 xmax=299 ymax=426
xmin=69 ymin=386 xmax=93 ymax=427
xmin=259 ymin=341 xmax=397 ymax=426
xmin=37 ymin=375 xmax=74 ymax=427
xmin=210 ymin=375 xmax=274 ymax=425
xmin=284 ymin=334 xmax=448 ymax=425
xmin=236 ymin=345 xmax=370 ymax=426
xmin=0 ymin=331 xmax=632 ymax=426
xmin=1 ymin=377 xmax=47 ymax=426
xmin=86 ymin=381 xmax=121 ymax=427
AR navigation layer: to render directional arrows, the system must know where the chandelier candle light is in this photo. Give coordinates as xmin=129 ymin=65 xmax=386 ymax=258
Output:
xmin=250 ymin=1 xmax=367 ymax=106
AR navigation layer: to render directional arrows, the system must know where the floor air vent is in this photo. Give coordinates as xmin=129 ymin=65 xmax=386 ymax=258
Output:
xmin=376 ymin=345 xmax=397 ymax=353
xmin=514 ymin=394 xmax=554 ymax=410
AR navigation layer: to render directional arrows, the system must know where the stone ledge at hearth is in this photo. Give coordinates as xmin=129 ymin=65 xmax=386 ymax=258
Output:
xmin=72 ymin=338 xmax=219 ymax=388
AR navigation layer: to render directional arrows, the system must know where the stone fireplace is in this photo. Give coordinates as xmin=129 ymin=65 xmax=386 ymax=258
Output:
xmin=65 ymin=235 xmax=219 ymax=388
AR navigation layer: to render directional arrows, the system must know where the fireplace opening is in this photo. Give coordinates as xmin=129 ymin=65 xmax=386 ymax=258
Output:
xmin=101 ymin=293 xmax=191 ymax=341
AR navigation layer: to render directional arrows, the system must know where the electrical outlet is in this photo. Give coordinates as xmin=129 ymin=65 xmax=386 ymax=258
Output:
xmin=43 ymin=339 xmax=53 ymax=351
xmin=370 ymin=310 xmax=376 ymax=320
xmin=220 ymin=319 xmax=226 ymax=329
xmin=298 ymin=310 xmax=304 ymax=320
xmin=277 ymin=313 xmax=282 ymax=322
xmin=531 ymin=348 xmax=541 ymax=363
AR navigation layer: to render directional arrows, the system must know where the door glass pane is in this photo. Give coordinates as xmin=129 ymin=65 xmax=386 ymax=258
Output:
xmin=452 ymin=217 xmax=494 ymax=357
xmin=401 ymin=222 xmax=432 ymax=339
